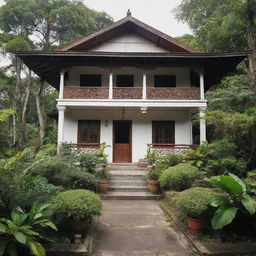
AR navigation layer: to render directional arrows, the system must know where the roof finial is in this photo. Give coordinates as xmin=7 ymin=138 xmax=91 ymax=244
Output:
xmin=127 ymin=9 xmax=131 ymax=16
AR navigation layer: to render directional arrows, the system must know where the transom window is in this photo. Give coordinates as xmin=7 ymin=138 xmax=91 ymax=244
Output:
xmin=154 ymin=75 xmax=176 ymax=87
xmin=116 ymin=75 xmax=134 ymax=87
xmin=152 ymin=121 xmax=175 ymax=144
xmin=78 ymin=120 xmax=100 ymax=144
xmin=80 ymin=74 xmax=101 ymax=87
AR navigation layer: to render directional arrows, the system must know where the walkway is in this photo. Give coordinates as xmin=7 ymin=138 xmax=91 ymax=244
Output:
xmin=95 ymin=200 xmax=192 ymax=256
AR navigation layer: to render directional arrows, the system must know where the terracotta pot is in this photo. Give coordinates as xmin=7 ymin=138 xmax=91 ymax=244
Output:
xmin=137 ymin=160 xmax=148 ymax=168
xmin=187 ymin=216 xmax=203 ymax=233
xmin=71 ymin=218 xmax=91 ymax=234
xmin=98 ymin=179 xmax=109 ymax=193
xmin=147 ymin=179 xmax=159 ymax=193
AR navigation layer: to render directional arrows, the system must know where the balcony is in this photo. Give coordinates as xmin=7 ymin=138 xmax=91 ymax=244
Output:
xmin=63 ymin=87 xmax=200 ymax=100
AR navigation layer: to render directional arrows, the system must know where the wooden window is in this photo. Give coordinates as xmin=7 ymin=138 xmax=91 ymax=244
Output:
xmin=152 ymin=121 xmax=175 ymax=144
xmin=78 ymin=120 xmax=100 ymax=145
xmin=80 ymin=74 xmax=101 ymax=87
xmin=116 ymin=75 xmax=134 ymax=87
xmin=154 ymin=75 xmax=176 ymax=87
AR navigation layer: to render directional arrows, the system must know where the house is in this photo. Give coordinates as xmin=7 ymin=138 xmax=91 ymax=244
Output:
xmin=16 ymin=11 xmax=247 ymax=163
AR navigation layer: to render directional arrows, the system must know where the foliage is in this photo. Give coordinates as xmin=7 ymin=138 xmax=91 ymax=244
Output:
xmin=159 ymin=163 xmax=198 ymax=191
xmin=146 ymin=150 xmax=158 ymax=165
xmin=176 ymin=187 xmax=218 ymax=219
xmin=146 ymin=168 xmax=162 ymax=181
xmin=50 ymin=190 xmax=102 ymax=222
xmin=209 ymin=173 xmax=256 ymax=230
xmin=244 ymin=171 xmax=256 ymax=197
xmin=157 ymin=154 xmax=184 ymax=169
xmin=35 ymin=144 xmax=57 ymax=160
xmin=96 ymin=143 xmax=108 ymax=168
xmin=0 ymin=202 xmax=57 ymax=256
xmin=78 ymin=153 xmax=99 ymax=173
xmin=54 ymin=169 xmax=97 ymax=191
xmin=95 ymin=168 xmax=110 ymax=180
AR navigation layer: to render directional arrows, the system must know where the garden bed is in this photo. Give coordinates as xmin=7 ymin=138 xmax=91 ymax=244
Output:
xmin=46 ymin=218 xmax=98 ymax=256
xmin=160 ymin=196 xmax=256 ymax=256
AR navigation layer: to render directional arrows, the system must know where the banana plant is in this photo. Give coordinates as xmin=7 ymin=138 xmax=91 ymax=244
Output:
xmin=0 ymin=202 xmax=57 ymax=256
xmin=209 ymin=173 xmax=256 ymax=230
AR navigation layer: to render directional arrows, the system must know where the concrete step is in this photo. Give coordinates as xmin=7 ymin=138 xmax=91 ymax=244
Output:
xmin=110 ymin=175 xmax=146 ymax=181
xmin=110 ymin=180 xmax=147 ymax=186
xmin=108 ymin=186 xmax=148 ymax=192
xmin=109 ymin=170 xmax=147 ymax=175
xmin=108 ymin=165 xmax=146 ymax=171
xmin=101 ymin=192 xmax=161 ymax=200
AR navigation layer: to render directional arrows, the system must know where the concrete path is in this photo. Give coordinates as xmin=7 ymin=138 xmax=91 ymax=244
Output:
xmin=95 ymin=200 xmax=192 ymax=256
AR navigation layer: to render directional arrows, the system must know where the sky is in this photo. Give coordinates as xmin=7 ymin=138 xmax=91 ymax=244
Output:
xmin=84 ymin=0 xmax=191 ymax=37
xmin=0 ymin=0 xmax=191 ymax=37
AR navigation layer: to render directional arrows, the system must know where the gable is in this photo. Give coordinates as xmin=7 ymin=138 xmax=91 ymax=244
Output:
xmin=60 ymin=15 xmax=197 ymax=53
xmin=91 ymin=33 xmax=169 ymax=53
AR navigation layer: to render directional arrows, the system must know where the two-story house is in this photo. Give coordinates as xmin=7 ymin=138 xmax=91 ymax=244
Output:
xmin=16 ymin=12 xmax=247 ymax=163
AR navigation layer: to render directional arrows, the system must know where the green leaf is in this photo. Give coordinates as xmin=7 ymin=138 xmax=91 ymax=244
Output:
xmin=0 ymin=241 xmax=8 ymax=256
xmin=211 ymin=196 xmax=233 ymax=207
xmin=42 ymin=221 xmax=57 ymax=231
xmin=14 ymin=231 xmax=27 ymax=244
xmin=0 ymin=223 xmax=8 ymax=233
xmin=28 ymin=240 xmax=45 ymax=256
xmin=212 ymin=206 xmax=238 ymax=230
xmin=11 ymin=211 xmax=20 ymax=225
xmin=33 ymin=213 xmax=43 ymax=220
xmin=241 ymin=196 xmax=256 ymax=215
xmin=229 ymin=173 xmax=246 ymax=193
xmin=6 ymin=242 xmax=17 ymax=256
xmin=22 ymin=229 xmax=40 ymax=236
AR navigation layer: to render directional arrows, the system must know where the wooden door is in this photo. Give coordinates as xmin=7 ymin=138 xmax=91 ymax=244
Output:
xmin=113 ymin=120 xmax=132 ymax=163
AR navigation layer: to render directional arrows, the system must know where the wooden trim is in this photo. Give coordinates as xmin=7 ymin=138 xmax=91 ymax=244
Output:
xmin=152 ymin=121 xmax=175 ymax=144
xmin=77 ymin=120 xmax=100 ymax=144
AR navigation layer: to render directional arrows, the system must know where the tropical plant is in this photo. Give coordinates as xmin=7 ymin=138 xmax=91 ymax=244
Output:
xmin=146 ymin=168 xmax=162 ymax=181
xmin=159 ymin=163 xmax=198 ymax=191
xmin=0 ymin=202 xmax=57 ymax=256
xmin=176 ymin=187 xmax=217 ymax=219
xmin=146 ymin=150 xmax=158 ymax=165
xmin=95 ymin=168 xmax=110 ymax=180
xmin=209 ymin=173 xmax=256 ymax=230
xmin=78 ymin=154 xmax=99 ymax=173
xmin=244 ymin=171 xmax=256 ymax=197
xmin=96 ymin=143 xmax=108 ymax=168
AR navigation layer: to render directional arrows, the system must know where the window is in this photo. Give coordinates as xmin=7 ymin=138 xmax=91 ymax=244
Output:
xmin=154 ymin=75 xmax=176 ymax=87
xmin=78 ymin=120 xmax=100 ymax=144
xmin=116 ymin=75 xmax=134 ymax=87
xmin=80 ymin=74 xmax=101 ymax=87
xmin=152 ymin=121 xmax=175 ymax=144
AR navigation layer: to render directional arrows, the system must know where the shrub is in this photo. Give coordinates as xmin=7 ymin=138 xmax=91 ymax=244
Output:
xmin=146 ymin=168 xmax=162 ymax=180
xmin=146 ymin=150 xmax=158 ymax=165
xmin=79 ymin=154 xmax=99 ymax=173
xmin=51 ymin=189 xmax=102 ymax=222
xmin=176 ymin=187 xmax=217 ymax=219
xmin=158 ymin=154 xmax=184 ymax=168
xmin=35 ymin=144 xmax=57 ymax=160
xmin=54 ymin=169 xmax=97 ymax=191
xmin=159 ymin=164 xmax=198 ymax=191
xmin=95 ymin=168 xmax=110 ymax=180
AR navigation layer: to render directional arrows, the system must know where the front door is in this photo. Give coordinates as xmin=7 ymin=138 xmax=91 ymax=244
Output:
xmin=113 ymin=120 xmax=132 ymax=163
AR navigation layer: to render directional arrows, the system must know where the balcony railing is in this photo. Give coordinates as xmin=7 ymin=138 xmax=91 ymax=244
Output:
xmin=147 ymin=144 xmax=198 ymax=156
xmin=63 ymin=87 xmax=200 ymax=100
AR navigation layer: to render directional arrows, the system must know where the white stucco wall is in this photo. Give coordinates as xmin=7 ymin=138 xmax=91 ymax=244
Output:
xmin=91 ymin=33 xmax=169 ymax=53
xmin=63 ymin=108 xmax=192 ymax=163
xmin=65 ymin=66 xmax=191 ymax=88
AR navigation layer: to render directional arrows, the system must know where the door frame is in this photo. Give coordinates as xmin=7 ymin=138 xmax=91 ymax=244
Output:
xmin=112 ymin=120 xmax=132 ymax=163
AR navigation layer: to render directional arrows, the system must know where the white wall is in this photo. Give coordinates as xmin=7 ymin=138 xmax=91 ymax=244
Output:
xmin=65 ymin=66 xmax=191 ymax=88
xmin=91 ymin=33 xmax=169 ymax=53
xmin=63 ymin=108 xmax=192 ymax=162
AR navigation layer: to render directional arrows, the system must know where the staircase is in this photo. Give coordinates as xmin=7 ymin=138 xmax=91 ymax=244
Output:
xmin=101 ymin=164 xmax=161 ymax=200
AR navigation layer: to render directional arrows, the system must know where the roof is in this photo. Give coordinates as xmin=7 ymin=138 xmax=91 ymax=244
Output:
xmin=15 ymin=51 xmax=249 ymax=91
xmin=59 ymin=13 xmax=197 ymax=53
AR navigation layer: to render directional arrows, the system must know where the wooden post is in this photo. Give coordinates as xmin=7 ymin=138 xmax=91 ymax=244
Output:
xmin=109 ymin=72 xmax=113 ymax=99
xmin=199 ymin=108 xmax=206 ymax=144
xmin=143 ymin=73 xmax=147 ymax=100
xmin=57 ymin=106 xmax=66 ymax=151
xmin=199 ymin=73 xmax=205 ymax=100
xmin=59 ymin=71 xmax=65 ymax=99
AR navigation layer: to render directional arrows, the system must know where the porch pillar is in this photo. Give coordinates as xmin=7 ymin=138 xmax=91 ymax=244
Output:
xmin=109 ymin=72 xmax=113 ymax=99
xmin=199 ymin=73 xmax=205 ymax=100
xmin=57 ymin=106 xmax=66 ymax=150
xmin=142 ymin=73 xmax=147 ymax=100
xmin=59 ymin=71 xmax=65 ymax=99
xmin=199 ymin=108 xmax=206 ymax=144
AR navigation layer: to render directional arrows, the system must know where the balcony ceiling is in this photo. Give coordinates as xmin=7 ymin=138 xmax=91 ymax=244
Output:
xmin=15 ymin=51 xmax=248 ymax=91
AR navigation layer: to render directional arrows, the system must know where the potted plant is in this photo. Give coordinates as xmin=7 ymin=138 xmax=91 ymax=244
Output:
xmin=176 ymin=187 xmax=217 ymax=233
xmin=137 ymin=158 xmax=148 ymax=168
xmin=95 ymin=168 xmax=111 ymax=193
xmin=146 ymin=168 xmax=162 ymax=193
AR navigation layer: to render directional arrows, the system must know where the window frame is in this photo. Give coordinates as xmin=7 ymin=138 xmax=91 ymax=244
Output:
xmin=80 ymin=74 xmax=102 ymax=87
xmin=154 ymin=75 xmax=176 ymax=88
xmin=77 ymin=120 xmax=100 ymax=145
xmin=152 ymin=121 xmax=175 ymax=145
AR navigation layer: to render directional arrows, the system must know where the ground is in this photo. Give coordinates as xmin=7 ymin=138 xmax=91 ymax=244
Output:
xmin=94 ymin=200 xmax=192 ymax=256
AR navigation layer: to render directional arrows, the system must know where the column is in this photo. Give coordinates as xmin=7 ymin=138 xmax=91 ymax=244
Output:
xmin=57 ymin=106 xmax=66 ymax=150
xmin=199 ymin=73 xmax=205 ymax=100
xmin=109 ymin=72 xmax=113 ymax=99
xmin=142 ymin=73 xmax=147 ymax=100
xmin=199 ymin=108 xmax=206 ymax=144
xmin=59 ymin=71 xmax=65 ymax=99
